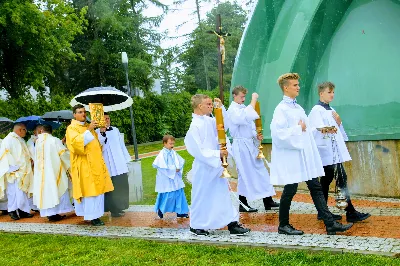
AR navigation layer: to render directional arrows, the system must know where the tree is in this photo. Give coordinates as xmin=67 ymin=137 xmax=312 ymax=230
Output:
xmin=0 ymin=0 xmax=87 ymax=98
xmin=179 ymin=2 xmax=247 ymax=93
xmin=48 ymin=0 xmax=165 ymax=96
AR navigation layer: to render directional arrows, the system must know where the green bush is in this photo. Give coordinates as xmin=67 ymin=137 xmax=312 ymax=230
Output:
xmin=0 ymin=88 xmax=227 ymax=144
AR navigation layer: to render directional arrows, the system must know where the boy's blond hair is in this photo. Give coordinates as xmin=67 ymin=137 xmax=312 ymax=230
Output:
xmin=162 ymin=134 xmax=175 ymax=144
xmin=317 ymin=81 xmax=335 ymax=94
xmin=232 ymin=85 xmax=248 ymax=96
xmin=277 ymin=73 xmax=300 ymax=90
xmin=191 ymin=94 xmax=210 ymax=109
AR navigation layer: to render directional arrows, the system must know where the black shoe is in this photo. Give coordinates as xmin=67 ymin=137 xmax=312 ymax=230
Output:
xmin=317 ymin=213 xmax=342 ymax=221
xmin=278 ymin=224 xmax=304 ymax=235
xmin=346 ymin=211 xmax=371 ymax=222
xmin=91 ymin=218 xmax=105 ymax=226
xmin=228 ymin=221 xmax=251 ymax=235
xmin=9 ymin=211 xmax=19 ymax=220
xmin=111 ymin=212 xmax=124 ymax=217
xmin=18 ymin=210 xmax=34 ymax=218
xmin=326 ymin=221 xmax=353 ymax=235
xmin=157 ymin=209 xmax=163 ymax=219
xmin=32 ymin=209 xmax=40 ymax=213
xmin=177 ymin=213 xmax=189 ymax=218
xmin=48 ymin=214 xmax=66 ymax=222
xmin=1 ymin=210 xmax=8 ymax=215
xmin=190 ymin=227 xmax=209 ymax=236
xmin=239 ymin=205 xmax=258 ymax=213
xmin=263 ymin=197 xmax=280 ymax=210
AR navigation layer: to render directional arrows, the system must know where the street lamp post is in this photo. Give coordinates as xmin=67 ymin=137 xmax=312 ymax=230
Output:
xmin=122 ymin=52 xmax=139 ymax=161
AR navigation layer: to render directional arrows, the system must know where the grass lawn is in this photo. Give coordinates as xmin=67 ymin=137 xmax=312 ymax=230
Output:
xmin=0 ymin=233 xmax=398 ymax=265
xmin=134 ymin=149 xmax=193 ymax=205
xmin=127 ymin=138 xmax=185 ymax=155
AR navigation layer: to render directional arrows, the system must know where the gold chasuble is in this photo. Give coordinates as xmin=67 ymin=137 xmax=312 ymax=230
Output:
xmin=0 ymin=132 xmax=33 ymax=199
xmin=66 ymin=120 xmax=113 ymax=202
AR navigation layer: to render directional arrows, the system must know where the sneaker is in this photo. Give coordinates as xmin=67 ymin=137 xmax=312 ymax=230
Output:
xmin=157 ymin=209 xmax=163 ymax=219
xmin=190 ymin=227 xmax=209 ymax=236
xmin=239 ymin=205 xmax=258 ymax=212
xmin=228 ymin=222 xmax=251 ymax=235
xmin=177 ymin=213 xmax=189 ymax=218
xmin=346 ymin=211 xmax=371 ymax=223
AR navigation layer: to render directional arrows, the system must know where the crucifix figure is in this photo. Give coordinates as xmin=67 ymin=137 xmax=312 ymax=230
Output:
xmin=207 ymin=14 xmax=231 ymax=102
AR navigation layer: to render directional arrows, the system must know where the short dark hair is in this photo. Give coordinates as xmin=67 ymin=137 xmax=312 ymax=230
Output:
xmin=162 ymin=135 xmax=175 ymax=143
xmin=104 ymin=112 xmax=109 ymax=116
xmin=318 ymin=82 xmax=335 ymax=94
xmin=73 ymin=104 xmax=85 ymax=114
xmin=42 ymin=124 xmax=53 ymax=134
xmin=232 ymin=85 xmax=248 ymax=96
xmin=13 ymin=122 xmax=26 ymax=129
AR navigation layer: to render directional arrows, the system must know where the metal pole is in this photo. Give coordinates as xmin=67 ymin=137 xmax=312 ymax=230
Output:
xmin=124 ymin=63 xmax=139 ymax=161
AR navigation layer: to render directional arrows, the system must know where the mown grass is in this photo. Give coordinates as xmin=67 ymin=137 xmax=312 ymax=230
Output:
xmin=134 ymin=149 xmax=193 ymax=205
xmin=0 ymin=233 xmax=398 ymax=265
xmin=127 ymin=138 xmax=185 ymax=155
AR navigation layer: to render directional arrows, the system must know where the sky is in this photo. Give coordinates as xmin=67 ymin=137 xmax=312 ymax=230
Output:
xmin=143 ymin=0 xmax=253 ymax=49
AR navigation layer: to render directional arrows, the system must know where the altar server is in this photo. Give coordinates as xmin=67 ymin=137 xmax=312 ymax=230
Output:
xmin=33 ymin=124 xmax=74 ymax=221
xmin=308 ymin=81 xmax=371 ymax=223
xmin=227 ymin=86 xmax=278 ymax=212
xmin=152 ymin=134 xmax=189 ymax=219
xmin=270 ymin=73 xmax=353 ymax=235
xmin=96 ymin=113 xmax=130 ymax=217
xmin=184 ymin=94 xmax=250 ymax=236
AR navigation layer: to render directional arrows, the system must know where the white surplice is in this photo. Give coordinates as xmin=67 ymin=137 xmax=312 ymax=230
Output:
xmin=73 ymin=123 xmax=105 ymax=220
xmin=0 ymin=132 xmax=33 ymax=212
xmin=96 ymin=127 xmax=131 ymax=177
xmin=270 ymin=97 xmax=325 ymax=185
xmin=153 ymin=148 xmax=185 ymax=193
xmin=308 ymin=105 xmax=351 ymax=166
xmin=33 ymin=133 xmax=73 ymax=217
xmin=184 ymin=113 xmax=238 ymax=230
xmin=227 ymin=102 xmax=275 ymax=201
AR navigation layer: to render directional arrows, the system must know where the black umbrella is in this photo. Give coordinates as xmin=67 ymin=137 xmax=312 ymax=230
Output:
xmin=70 ymin=86 xmax=133 ymax=112
xmin=42 ymin=110 xmax=90 ymax=122
xmin=0 ymin=117 xmax=14 ymax=134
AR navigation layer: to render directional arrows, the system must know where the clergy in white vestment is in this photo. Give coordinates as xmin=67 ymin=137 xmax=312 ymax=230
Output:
xmin=95 ymin=113 xmax=131 ymax=217
xmin=308 ymin=81 xmax=370 ymax=223
xmin=227 ymin=86 xmax=278 ymax=213
xmin=0 ymin=123 xmax=34 ymax=220
xmin=26 ymin=125 xmax=43 ymax=213
xmin=0 ymin=139 xmax=7 ymax=214
xmin=152 ymin=135 xmax=189 ymax=219
xmin=184 ymin=94 xmax=250 ymax=236
xmin=66 ymin=104 xmax=114 ymax=226
xmin=33 ymin=124 xmax=74 ymax=221
xmin=270 ymin=73 xmax=353 ymax=236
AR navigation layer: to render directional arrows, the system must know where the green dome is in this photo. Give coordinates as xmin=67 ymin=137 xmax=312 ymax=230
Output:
xmin=231 ymin=0 xmax=400 ymax=142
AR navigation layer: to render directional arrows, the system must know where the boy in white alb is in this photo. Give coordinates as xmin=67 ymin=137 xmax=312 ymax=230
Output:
xmin=308 ymin=81 xmax=371 ymax=223
xmin=270 ymin=73 xmax=353 ymax=235
xmin=153 ymin=135 xmax=189 ymax=219
xmin=184 ymin=94 xmax=250 ymax=236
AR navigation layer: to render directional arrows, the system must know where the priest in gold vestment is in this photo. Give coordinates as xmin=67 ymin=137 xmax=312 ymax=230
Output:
xmin=66 ymin=104 xmax=114 ymax=226
xmin=33 ymin=124 xmax=74 ymax=221
xmin=0 ymin=123 xmax=34 ymax=220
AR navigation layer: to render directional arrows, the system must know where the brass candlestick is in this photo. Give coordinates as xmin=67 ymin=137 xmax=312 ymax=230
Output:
xmin=214 ymin=104 xmax=234 ymax=179
xmin=255 ymin=101 xmax=265 ymax=159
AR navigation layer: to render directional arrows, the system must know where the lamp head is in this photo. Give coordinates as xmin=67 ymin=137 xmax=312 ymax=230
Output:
xmin=121 ymin=52 xmax=128 ymax=64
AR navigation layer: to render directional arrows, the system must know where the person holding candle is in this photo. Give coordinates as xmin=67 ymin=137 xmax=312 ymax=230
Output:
xmin=270 ymin=73 xmax=353 ymax=235
xmin=184 ymin=94 xmax=250 ymax=236
xmin=227 ymin=85 xmax=278 ymax=212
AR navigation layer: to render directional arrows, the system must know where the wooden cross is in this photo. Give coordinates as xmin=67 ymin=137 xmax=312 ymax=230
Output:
xmin=207 ymin=14 xmax=231 ymax=103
